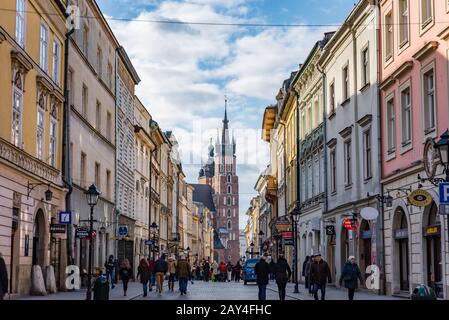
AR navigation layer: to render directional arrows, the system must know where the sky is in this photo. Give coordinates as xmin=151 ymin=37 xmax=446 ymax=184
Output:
xmin=96 ymin=0 xmax=357 ymax=230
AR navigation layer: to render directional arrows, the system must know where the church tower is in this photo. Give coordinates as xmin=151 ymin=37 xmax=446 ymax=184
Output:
xmin=199 ymin=98 xmax=239 ymax=263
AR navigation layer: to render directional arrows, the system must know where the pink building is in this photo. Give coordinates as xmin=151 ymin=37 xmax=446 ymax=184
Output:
xmin=379 ymin=0 xmax=449 ymax=298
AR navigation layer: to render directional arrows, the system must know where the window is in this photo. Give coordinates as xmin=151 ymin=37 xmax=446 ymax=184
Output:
xmin=52 ymin=40 xmax=61 ymax=85
xmin=361 ymin=47 xmax=369 ymax=87
xmin=95 ymin=162 xmax=100 ymax=189
xmin=227 ymin=185 xmax=232 ymax=194
xmin=107 ymin=63 xmax=113 ymax=89
xmin=363 ymin=130 xmax=372 ymax=179
xmin=227 ymin=197 xmax=231 ymax=206
xmin=314 ymin=99 xmax=320 ymax=128
xmin=96 ymin=101 xmax=101 ymax=131
xmin=83 ymin=25 xmax=89 ymax=57
xmin=385 ymin=11 xmax=393 ymax=61
xmin=344 ymin=140 xmax=352 ymax=186
xmin=12 ymin=72 xmax=23 ymax=148
xmin=421 ymin=0 xmax=433 ymax=29
xmin=386 ymin=96 xmax=396 ymax=153
xmin=36 ymin=94 xmax=45 ymax=160
xmin=49 ymin=119 xmax=57 ymax=167
xmin=106 ymin=112 xmax=112 ymax=140
xmin=82 ymin=84 xmax=88 ymax=117
xmin=80 ymin=152 xmax=86 ymax=188
xmin=398 ymin=0 xmax=409 ymax=47
xmin=342 ymin=65 xmax=349 ymax=101
xmin=39 ymin=22 xmax=49 ymax=72
xmin=227 ymin=220 xmax=232 ymax=230
xmin=106 ymin=170 xmax=111 ymax=199
xmin=329 ymin=82 xmax=335 ymax=114
xmin=400 ymin=85 xmax=412 ymax=145
xmin=15 ymin=0 xmax=26 ymax=47
xmin=227 ymin=174 xmax=231 ymax=183
xmin=97 ymin=47 xmax=103 ymax=79
xmin=422 ymin=66 xmax=435 ymax=133
xmin=68 ymin=68 xmax=74 ymax=105
xmin=330 ymin=149 xmax=336 ymax=193
xmin=227 ymin=210 xmax=231 ymax=218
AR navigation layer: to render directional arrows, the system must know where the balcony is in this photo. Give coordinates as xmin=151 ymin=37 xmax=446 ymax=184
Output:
xmin=265 ymin=175 xmax=277 ymax=203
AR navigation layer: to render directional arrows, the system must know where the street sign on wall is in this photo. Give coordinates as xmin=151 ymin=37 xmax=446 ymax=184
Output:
xmin=76 ymin=227 xmax=89 ymax=239
xmin=59 ymin=211 xmax=72 ymax=224
xmin=325 ymin=225 xmax=335 ymax=235
xmin=117 ymin=225 xmax=129 ymax=237
xmin=50 ymin=224 xmax=66 ymax=233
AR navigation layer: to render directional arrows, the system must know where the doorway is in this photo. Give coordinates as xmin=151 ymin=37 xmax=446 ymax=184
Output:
xmin=32 ymin=209 xmax=46 ymax=269
xmin=359 ymin=220 xmax=372 ymax=277
xmin=393 ymin=208 xmax=409 ymax=292
xmin=424 ymin=202 xmax=443 ymax=298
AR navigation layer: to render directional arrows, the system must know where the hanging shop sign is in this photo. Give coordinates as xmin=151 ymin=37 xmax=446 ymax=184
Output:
xmin=281 ymin=231 xmax=293 ymax=240
xmin=325 ymin=225 xmax=335 ymax=236
xmin=407 ymin=189 xmax=433 ymax=207
xmin=394 ymin=228 xmax=408 ymax=239
xmin=343 ymin=218 xmax=357 ymax=231
xmin=275 ymin=215 xmax=291 ymax=232
xmin=424 ymin=225 xmax=441 ymax=236
xmin=76 ymin=227 xmax=90 ymax=239
xmin=423 ymin=138 xmax=438 ymax=179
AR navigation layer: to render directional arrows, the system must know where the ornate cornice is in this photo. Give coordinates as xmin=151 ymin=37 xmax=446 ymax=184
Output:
xmin=0 ymin=30 xmax=5 ymax=43
xmin=339 ymin=126 xmax=352 ymax=139
xmin=11 ymin=50 xmax=33 ymax=74
xmin=412 ymin=41 xmax=439 ymax=61
xmin=0 ymin=137 xmax=60 ymax=185
xmin=357 ymin=114 xmax=372 ymax=128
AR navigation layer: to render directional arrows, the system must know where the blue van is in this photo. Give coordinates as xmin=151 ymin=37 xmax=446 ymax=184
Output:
xmin=242 ymin=258 xmax=259 ymax=285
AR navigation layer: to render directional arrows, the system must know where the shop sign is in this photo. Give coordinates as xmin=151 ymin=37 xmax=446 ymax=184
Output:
xmin=283 ymin=238 xmax=294 ymax=246
xmin=424 ymin=225 xmax=440 ymax=236
xmin=325 ymin=225 xmax=335 ymax=236
xmin=343 ymin=218 xmax=357 ymax=231
xmin=281 ymin=231 xmax=293 ymax=240
xmin=423 ymin=138 xmax=438 ymax=179
xmin=394 ymin=228 xmax=408 ymax=239
xmin=50 ymin=224 xmax=66 ymax=233
xmin=76 ymin=227 xmax=89 ymax=239
xmin=360 ymin=230 xmax=372 ymax=239
xmin=407 ymin=189 xmax=433 ymax=207
xmin=275 ymin=215 xmax=291 ymax=232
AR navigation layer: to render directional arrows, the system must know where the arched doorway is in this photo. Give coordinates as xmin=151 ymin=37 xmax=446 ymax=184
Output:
xmin=32 ymin=209 xmax=46 ymax=269
xmin=359 ymin=220 xmax=372 ymax=277
xmin=340 ymin=225 xmax=349 ymax=271
xmin=393 ymin=208 xmax=409 ymax=292
xmin=423 ymin=202 xmax=443 ymax=298
xmin=307 ymin=232 xmax=313 ymax=255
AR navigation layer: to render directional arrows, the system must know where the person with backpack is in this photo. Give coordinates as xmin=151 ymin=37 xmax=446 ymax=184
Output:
xmin=137 ymin=258 xmax=151 ymax=297
xmin=154 ymin=254 xmax=168 ymax=295
xmin=339 ymin=256 xmax=364 ymax=300
xmin=274 ymin=254 xmax=292 ymax=300
xmin=234 ymin=261 xmax=242 ymax=282
xmin=93 ymin=269 xmax=110 ymax=300
xmin=119 ymin=259 xmax=132 ymax=297
xmin=104 ymin=255 xmax=116 ymax=289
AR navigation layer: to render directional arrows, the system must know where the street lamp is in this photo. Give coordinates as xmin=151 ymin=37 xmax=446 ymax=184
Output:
xmin=150 ymin=222 xmax=159 ymax=261
xmin=84 ymin=184 xmax=101 ymax=300
xmin=291 ymin=207 xmax=300 ymax=294
xmin=249 ymin=242 xmax=255 ymax=258
xmin=435 ymin=130 xmax=449 ymax=180
xmin=258 ymin=231 xmax=264 ymax=257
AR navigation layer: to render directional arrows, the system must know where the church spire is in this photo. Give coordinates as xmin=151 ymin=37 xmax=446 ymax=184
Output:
xmin=222 ymin=96 xmax=230 ymax=149
xmin=223 ymin=95 xmax=229 ymax=130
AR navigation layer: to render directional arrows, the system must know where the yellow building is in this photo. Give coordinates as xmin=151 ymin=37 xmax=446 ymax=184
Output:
xmin=0 ymin=0 xmax=67 ymax=295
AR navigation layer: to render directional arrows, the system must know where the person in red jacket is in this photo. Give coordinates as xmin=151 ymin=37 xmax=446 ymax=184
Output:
xmin=147 ymin=257 xmax=156 ymax=292
xmin=218 ymin=262 xmax=227 ymax=282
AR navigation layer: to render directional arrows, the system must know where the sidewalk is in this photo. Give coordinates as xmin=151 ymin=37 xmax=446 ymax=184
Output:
xmin=11 ymin=281 xmax=145 ymax=300
xmin=266 ymin=281 xmax=406 ymax=300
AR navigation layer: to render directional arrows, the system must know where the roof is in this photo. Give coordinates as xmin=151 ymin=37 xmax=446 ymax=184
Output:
xmin=191 ymin=184 xmax=216 ymax=212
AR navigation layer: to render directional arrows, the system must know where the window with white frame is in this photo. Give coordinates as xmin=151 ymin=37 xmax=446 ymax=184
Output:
xmin=420 ymin=0 xmax=433 ymax=29
xmin=52 ymin=39 xmax=61 ymax=85
xmin=361 ymin=46 xmax=369 ymax=87
xmin=398 ymin=0 xmax=409 ymax=47
xmin=314 ymin=99 xmax=319 ymax=128
xmin=386 ymin=96 xmax=396 ymax=153
xmin=342 ymin=65 xmax=349 ymax=101
xmin=330 ymin=149 xmax=336 ymax=193
xmin=313 ymin=154 xmax=319 ymax=196
xmin=422 ymin=65 xmax=435 ymax=133
xmin=384 ymin=10 xmax=393 ymax=61
xmin=12 ymin=72 xmax=23 ymax=148
xmin=329 ymin=82 xmax=335 ymax=114
xmin=49 ymin=118 xmax=57 ymax=167
xmin=82 ymin=84 xmax=88 ymax=117
xmin=15 ymin=0 xmax=26 ymax=47
xmin=363 ymin=130 xmax=372 ymax=179
xmin=83 ymin=25 xmax=89 ymax=57
xmin=400 ymin=84 xmax=412 ymax=145
xmin=344 ymin=139 xmax=352 ymax=186
xmin=36 ymin=94 xmax=46 ymax=160
xmin=39 ymin=22 xmax=49 ymax=72
xmin=227 ymin=197 xmax=231 ymax=206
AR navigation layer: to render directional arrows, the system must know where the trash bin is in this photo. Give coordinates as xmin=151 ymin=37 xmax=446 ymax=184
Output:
xmin=93 ymin=274 xmax=110 ymax=300
xmin=411 ymin=284 xmax=437 ymax=300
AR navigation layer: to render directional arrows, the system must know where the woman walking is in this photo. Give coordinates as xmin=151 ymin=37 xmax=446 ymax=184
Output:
xmin=234 ymin=261 xmax=242 ymax=282
xmin=119 ymin=259 xmax=132 ymax=296
xmin=302 ymin=256 xmax=312 ymax=295
xmin=137 ymin=259 xmax=150 ymax=297
xmin=339 ymin=256 xmax=364 ymax=300
xmin=168 ymin=257 xmax=177 ymax=292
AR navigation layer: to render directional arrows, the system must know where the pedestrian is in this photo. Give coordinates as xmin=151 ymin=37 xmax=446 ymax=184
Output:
xmin=0 ymin=252 xmax=8 ymax=300
xmin=269 ymin=258 xmax=276 ymax=281
xmin=274 ymin=253 xmax=292 ymax=300
xmin=167 ymin=256 xmax=177 ymax=292
xmin=195 ymin=265 xmax=201 ymax=281
xmin=254 ymin=256 xmax=270 ymax=301
xmin=137 ymin=258 xmax=150 ymax=297
xmin=147 ymin=257 xmax=156 ymax=292
xmin=218 ymin=261 xmax=227 ymax=282
xmin=104 ymin=255 xmax=116 ymax=289
xmin=176 ymin=255 xmax=191 ymax=295
xmin=119 ymin=259 xmax=132 ymax=297
xmin=93 ymin=269 xmax=110 ymax=300
xmin=309 ymin=253 xmax=332 ymax=301
xmin=203 ymin=260 xmax=210 ymax=282
xmin=226 ymin=261 xmax=233 ymax=282
xmin=339 ymin=256 xmax=364 ymax=300
xmin=302 ymin=256 xmax=311 ymax=295
xmin=234 ymin=261 xmax=242 ymax=282
xmin=154 ymin=254 xmax=168 ymax=295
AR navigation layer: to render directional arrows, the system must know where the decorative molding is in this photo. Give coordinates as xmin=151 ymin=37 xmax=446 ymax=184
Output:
xmin=379 ymin=76 xmax=395 ymax=90
xmin=36 ymin=76 xmax=54 ymax=93
xmin=392 ymin=60 xmax=414 ymax=79
xmin=357 ymin=114 xmax=372 ymax=128
xmin=0 ymin=137 xmax=60 ymax=185
xmin=339 ymin=126 xmax=352 ymax=138
xmin=0 ymin=31 xmax=5 ymax=43
xmin=11 ymin=50 xmax=33 ymax=74
xmin=412 ymin=41 xmax=439 ymax=61
xmin=327 ymin=138 xmax=337 ymax=148
xmin=438 ymin=27 xmax=449 ymax=40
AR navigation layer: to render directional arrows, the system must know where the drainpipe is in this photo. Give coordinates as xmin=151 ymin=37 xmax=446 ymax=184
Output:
xmin=114 ymin=47 xmax=119 ymax=260
xmin=374 ymin=0 xmax=386 ymax=296
xmin=148 ymin=146 xmax=153 ymax=256
xmin=62 ymin=21 xmax=75 ymax=265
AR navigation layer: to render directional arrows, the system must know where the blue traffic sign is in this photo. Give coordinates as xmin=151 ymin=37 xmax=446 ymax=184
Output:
xmin=145 ymin=240 xmax=154 ymax=246
xmin=117 ymin=225 xmax=128 ymax=237
xmin=59 ymin=211 xmax=72 ymax=224
xmin=439 ymin=183 xmax=449 ymax=204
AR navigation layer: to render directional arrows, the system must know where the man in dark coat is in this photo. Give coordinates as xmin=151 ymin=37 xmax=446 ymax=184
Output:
xmin=339 ymin=256 xmax=364 ymax=300
xmin=203 ymin=260 xmax=210 ymax=282
xmin=274 ymin=254 xmax=292 ymax=300
xmin=268 ymin=259 xmax=276 ymax=281
xmin=254 ymin=256 xmax=270 ymax=300
xmin=309 ymin=253 xmax=332 ymax=301
xmin=0 ymin=253 xmax=8 ymax=300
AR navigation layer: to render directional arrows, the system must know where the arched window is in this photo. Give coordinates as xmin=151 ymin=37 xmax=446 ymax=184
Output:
xmin=227 ymin=174 xmax=231 ymax=183
xmin=227 ymin=220 xmax=232 ymax=230
xmin=227 ymin=197 xmax=231 ymax=206
xmin=227 ymin=209 xmax=231 ymax=218
xmin=227 ymin=185 xmax=232 ymax=194
xmin=227 ymin=243 xmax=231 ymax=249
xmin=136 ymin=180 xmax=140 ymax=192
